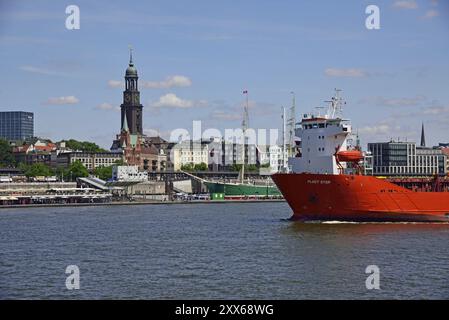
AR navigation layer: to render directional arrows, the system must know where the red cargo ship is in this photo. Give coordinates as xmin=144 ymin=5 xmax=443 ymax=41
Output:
xmin=272 ymin=90 xmax=449 ymax=222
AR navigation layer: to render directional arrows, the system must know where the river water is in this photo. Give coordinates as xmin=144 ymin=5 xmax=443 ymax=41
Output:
xmin=0 ymin=202 xmax=448 ymax=299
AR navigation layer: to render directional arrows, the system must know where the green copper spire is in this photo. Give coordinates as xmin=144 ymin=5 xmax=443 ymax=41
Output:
xmin=122 ymin=112 xmax=129 ymax=132
xmin=125 ymin=46 xmax=137 ymax=76
xmin=129 ymin=45 xmax=133 ymax=66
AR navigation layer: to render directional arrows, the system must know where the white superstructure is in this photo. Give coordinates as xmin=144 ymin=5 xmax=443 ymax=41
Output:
xmin=289 ymin=90 xmax=353 ymax=174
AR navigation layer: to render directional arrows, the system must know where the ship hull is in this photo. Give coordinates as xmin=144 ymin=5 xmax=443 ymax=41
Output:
xmin=204 ymin=181 xmax=282 ymax=198
xmin=272 ymin=173 xmax=449 ymax=222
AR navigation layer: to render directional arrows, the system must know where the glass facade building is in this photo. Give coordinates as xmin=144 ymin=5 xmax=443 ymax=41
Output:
xmin=368 ymin=141 xmax=447 ymax=176
xmin=0 ymin=111 xmax=34 ymax=141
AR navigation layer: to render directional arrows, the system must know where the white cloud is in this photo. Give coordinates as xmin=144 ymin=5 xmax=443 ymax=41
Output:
xmin=143 ymin=128 xmax=172 ymax=139
xmin=19 ymin=65 xmax=66 ymax=76
xmin=423 ymin=9 xmax=439 ymax=19
xmin=107 ymin=80 xmax=123 ymax=88
xmin=359 ymin=95 xmax=426 ymax=107
xmin=97 ymin=103 xmax=119 ymax=111
xmin=45 ymin=96 xmax=79 ymax=105
xmin=150 ymin=93 xmax=194 ymax=108
xmin=357 ymin=120 xmax=417 ymax=143
xmin=393 ymin=0 xmax=418 ymax=9
xmin=421 ymin=105 xmax=449 ymax=115
xmin=107 ymin=75 xmax=192 ymax=89
xmin=210 ymin=110 xmax=242 ymax=121
xmin=324 ymin=68 xmax=368 ymax=78
xmin=358 ymin=124 xmax=391 ymax=135
xmin=141 ymin=75 xmax=192 ymax=89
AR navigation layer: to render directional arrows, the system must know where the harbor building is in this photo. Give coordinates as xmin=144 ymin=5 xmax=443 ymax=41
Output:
xmin=439 ymin=146 xmax=449 ymax=173
xmin=12 ymin=139 xmax=56 ymax=166
xmin=171 ymin=140 xmax=209 ymax=171
xmin=257 ymin=145 xmax=285 ymax=174
xmin=205 ymin=138 xmax=259 ymax=171
xmin=112 ymin=165 xmax=148 ymax=182
xmin=57 ymin=151 xmax=123 ymax=171
xmin=0 ymin=111 xmax=34 ymax=141
xmin=108 ymin=165 xmax=166 ymax=200
xmin=368 ymin=141 xmax=447 ymax=176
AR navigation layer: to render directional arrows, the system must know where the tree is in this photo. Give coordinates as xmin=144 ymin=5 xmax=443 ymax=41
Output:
xmin=231 ymin=164 xmax=242 ymax=172
xmin=19 ymin=163 xmax=54 ymax=177
xmin=55 ymin=166 xmax=69 ymax=181
xmin=246 ymin=164 xmax=258 ymax=172
xmin=67 ymin=160 xmax=88 ymax=181
xmin=230 ymin=163 xmax=258 ymax=172
xmin=0 ymin=139 xmax=15 ymax=167
xmin=94 ymin=165 xmax=113 ymax=181
xmin=180 ymin=163 xmax=194 ymax=172
xmin=194 ymin=162 xmax=208 ymax=171
xmin=61 ymin=139 xmax=107 ymax=153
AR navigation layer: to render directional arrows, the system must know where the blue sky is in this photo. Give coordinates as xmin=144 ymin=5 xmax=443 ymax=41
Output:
xmin=0 ymin=0 xmax=448 ymax=148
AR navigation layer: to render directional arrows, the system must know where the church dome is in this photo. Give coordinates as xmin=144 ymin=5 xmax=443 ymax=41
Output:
xmin=126 ymin=64 xmax=137 ymax=76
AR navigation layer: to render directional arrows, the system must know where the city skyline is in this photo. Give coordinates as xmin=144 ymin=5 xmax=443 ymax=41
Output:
xmin=0 ymin=0 xmax=448 ymax=148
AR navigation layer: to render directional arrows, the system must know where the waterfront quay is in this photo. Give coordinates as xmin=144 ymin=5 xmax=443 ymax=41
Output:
xmin=0 ymin=170 xmax=282 ymax=207
xmin=0 ymin=181 xmax=112 ymax=206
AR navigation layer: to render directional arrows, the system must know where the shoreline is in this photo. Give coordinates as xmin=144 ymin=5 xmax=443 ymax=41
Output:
xmin=0 ymin=199 xmax=286 ymax=209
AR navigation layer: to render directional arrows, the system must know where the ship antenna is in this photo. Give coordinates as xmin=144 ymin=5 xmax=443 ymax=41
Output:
xmin=326 ymin=89 xmax=345 ymax=119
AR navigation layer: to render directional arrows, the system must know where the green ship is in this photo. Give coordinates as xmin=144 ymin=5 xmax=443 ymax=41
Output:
xmin=199 ymin=91 xmax=282 ymax=200
xmin=204 ymin=180 xmax=282 ymax=200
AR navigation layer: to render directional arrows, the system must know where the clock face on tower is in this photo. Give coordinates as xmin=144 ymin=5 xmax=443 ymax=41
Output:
xmin=124 ymin=93 xmax=131 ymax=103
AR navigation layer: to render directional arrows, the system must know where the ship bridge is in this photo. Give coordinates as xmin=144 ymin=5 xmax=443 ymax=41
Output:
xmin=289 ymin=90 xmax=353 ymax=175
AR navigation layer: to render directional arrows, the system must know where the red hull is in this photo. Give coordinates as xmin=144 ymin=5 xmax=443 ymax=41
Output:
xmin=272 ymin=173 xmax=449 ymax=222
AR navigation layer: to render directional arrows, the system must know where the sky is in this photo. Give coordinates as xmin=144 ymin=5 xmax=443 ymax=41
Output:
xmin=0 ymin=0 xmax=448 ymax=149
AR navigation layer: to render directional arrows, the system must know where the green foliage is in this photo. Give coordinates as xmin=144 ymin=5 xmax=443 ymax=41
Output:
xmin=94 ymin=165 xmax=113 ymax=181
xmin=54 ymin=166 xmax=69 ymax=181
xmin=67 ymin=160 xmax=89 ymax=181
xmin=260 ymin=163 xmax=271 ymax=168
xmin=181 ymin=162 xmax=208 ymax=172
xmin=230 ymin=164 xmax=242 ymax=172
xmin=230 ymin=164 xmax=259 ymax=172
xmin=61 ymin=139 xmax=107 ymax=153
xmin=181 ymin=163 xmax=195 ymax=172
xmin=19 ymin=163 xmax=54 ymax=177
xmin=194 ymin=162 xmax=208 ymax=171
xmin=246 ymin=164 xmax=258 ymax=172
xmin=0 ymin=139 xmax=15 ymax=167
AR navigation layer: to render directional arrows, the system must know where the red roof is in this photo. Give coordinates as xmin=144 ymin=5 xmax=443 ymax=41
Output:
xmin=442 ymin=148 xmax=449 ymax=156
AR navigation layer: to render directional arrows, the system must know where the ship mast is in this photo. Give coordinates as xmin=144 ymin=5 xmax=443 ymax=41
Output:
xmin=239 ymin=90 xmax=249 ymax=184
xmin=326 ymin=88 xmax=344 ymax=119
xmin=287 ymin=91 xmax=296 ymax=157
xmin=282 ymin=106 xmax=287 ymax=172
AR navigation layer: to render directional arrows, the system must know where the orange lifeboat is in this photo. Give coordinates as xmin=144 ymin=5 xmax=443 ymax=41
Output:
xmin=336 ymin=150 xmax=363 ymax=162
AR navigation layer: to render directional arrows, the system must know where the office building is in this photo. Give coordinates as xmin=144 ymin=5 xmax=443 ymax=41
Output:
xmin=0 ymin=111 xmax=34 ymax=141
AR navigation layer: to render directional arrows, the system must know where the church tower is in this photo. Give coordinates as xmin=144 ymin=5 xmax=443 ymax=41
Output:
xmin=420 ymin=122 xmax=426 ymax=147
xmin=120 ymin=48 xmax=143 ymax=135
